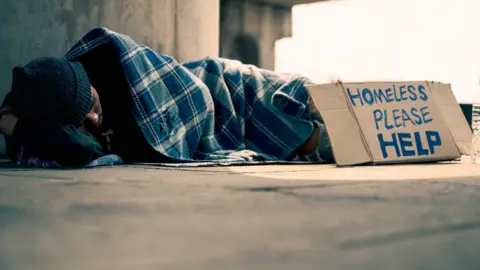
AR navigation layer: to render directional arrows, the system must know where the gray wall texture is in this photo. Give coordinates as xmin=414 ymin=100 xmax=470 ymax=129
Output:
xmin=0 ymin=0 xmax=219 ymax=154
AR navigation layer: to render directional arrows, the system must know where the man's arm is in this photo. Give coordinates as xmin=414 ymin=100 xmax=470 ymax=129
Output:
xmin=2 ymin=116 xmax=104 ymax=167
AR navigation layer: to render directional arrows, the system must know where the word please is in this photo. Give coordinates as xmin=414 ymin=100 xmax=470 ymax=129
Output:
xmin=346 ymin=84 xmax=429 ymax=107
xmin=377 ymin=131 xmax=441 ymax=158
xmin=373 ymin=106 xmax=432 ymax=130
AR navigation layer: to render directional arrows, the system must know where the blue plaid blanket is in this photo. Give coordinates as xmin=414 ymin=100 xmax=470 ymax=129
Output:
xmin=16 ymin=27 xmax=330 ymax=168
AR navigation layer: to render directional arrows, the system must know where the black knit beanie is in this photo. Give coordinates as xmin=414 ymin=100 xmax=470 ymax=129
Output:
xmin=10 ymin=57 xmax=92 ymax=127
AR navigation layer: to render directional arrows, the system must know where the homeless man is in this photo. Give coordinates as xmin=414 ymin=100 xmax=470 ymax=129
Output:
xmin=0 ymin=27 xmax=333 ymax=168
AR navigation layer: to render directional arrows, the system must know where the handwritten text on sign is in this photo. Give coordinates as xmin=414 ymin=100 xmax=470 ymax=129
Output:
xmin=346 ymin=84 xmax=442 ymax=159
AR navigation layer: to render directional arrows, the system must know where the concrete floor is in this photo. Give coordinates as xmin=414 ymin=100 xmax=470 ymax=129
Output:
xmin=1 ymin=160 xmax=480 ymax=270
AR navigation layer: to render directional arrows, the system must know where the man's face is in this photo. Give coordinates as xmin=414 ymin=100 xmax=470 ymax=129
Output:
xmin=80 ymin=86 xmax=103 ymax=132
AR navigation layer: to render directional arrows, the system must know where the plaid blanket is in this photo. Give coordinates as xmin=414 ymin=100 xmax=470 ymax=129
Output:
xmin=16 ymin=27 xmax=330 ymax=168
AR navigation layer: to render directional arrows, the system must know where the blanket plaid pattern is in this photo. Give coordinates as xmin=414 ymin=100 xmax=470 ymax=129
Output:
xmin=16 ymin=27 xmax=330 ymax=168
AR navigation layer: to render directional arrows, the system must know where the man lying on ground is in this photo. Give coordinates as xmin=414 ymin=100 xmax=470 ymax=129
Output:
xmin=0 ymin=27 xmax=333 ymax=168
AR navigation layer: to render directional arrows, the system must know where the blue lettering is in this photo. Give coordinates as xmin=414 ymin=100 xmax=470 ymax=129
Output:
xmin=385 ymin=88 xmax=394 ymax=103
xmin=418 ymin=84 xmax=428 ymax=101
xmin=373 ymin=109 xmax=383 ymax=130
xmin=411 ymin=108 xmax=422 ymax=124
xmin=346 ymin=88 xmax=364 ymax=107
xmin=414 ymin=132 xmax=430 ymax=156
xmin=384 ymin=109 xmax=394 ymax=130
xmin=407 ymin=85 xmax=418 ymax=101
xmin=362 ymin=88 xmax=374 ymax=105
xmin=402 ymin=109 xmax=416 ymax=127
xmin=376 ymin=131 xmax=441 ymax=158
xmin=398 ymin=133 xmax=415 ymax=156
xmin=393 ymin=84 xmax=402 ymax=102
xmin=426 ymin=131 xmax=441 ymax=154
xmin=378 ymin=133 xmax=401 ymax=158
xmin=373 ymin=89 xmax=387 ymax=104
xmin=420 ymin=106 xmax=432 ymax=123
xmin=399 ymin=85 xmax=408 ymax=101
xmin=392 ymin=109 xmax=402 ymax=128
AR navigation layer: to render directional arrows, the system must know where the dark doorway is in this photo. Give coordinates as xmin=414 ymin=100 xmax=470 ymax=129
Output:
xmin=230 ymin=34 xmax=260 ymax=66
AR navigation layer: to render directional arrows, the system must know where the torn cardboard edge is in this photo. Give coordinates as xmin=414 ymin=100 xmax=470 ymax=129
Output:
xmin=305 ymin=81 xmax=473 ymax=166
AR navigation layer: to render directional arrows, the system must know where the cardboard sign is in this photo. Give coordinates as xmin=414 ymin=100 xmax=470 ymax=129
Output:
xmin=305 ymin=81 xmax=473 ymax=166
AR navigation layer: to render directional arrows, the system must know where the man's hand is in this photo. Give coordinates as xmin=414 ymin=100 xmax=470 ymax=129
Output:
xmin=0 ymin=112 xmax=19 ymax=137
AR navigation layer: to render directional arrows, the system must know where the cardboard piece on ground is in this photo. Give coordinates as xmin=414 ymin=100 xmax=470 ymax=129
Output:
xmin=305 ymin=81 xmax=473 ymax=166
xmin=427 ymin=82 xmax=473 ymax=155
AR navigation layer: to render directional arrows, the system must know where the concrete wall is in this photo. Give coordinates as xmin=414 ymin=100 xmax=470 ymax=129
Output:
xmin=220 ymin=0 xmax=292 ymax=70
xmin=0 ymin=0 xmax=219 ymax=154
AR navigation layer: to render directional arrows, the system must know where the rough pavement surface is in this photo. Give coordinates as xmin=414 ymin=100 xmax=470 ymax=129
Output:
xmin=1 ymin=162 xmax=480 ymax=270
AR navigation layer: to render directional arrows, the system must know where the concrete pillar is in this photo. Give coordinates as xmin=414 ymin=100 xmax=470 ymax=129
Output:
xmin=176 ymin=0 xmax=220 ymax=63
xmin=0 ymin=0 xmax=220 ymax=154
